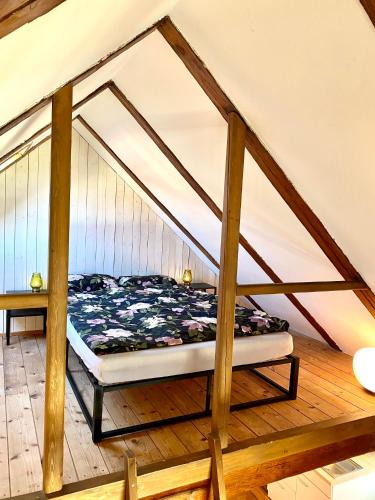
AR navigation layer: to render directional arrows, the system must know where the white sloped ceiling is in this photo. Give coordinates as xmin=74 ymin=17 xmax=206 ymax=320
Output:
xmin=1 ymin=0 xmax=374 ymax=353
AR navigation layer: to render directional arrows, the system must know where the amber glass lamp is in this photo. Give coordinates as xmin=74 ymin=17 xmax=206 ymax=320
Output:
xmin=30 ymin=272 xmax=43 ymax=293
xmin=182 ymin=269 xmax=192 ymax=286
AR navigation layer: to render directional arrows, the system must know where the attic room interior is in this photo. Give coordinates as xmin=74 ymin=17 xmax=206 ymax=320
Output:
xmin=1 ymin=1 xmax=375 ymax=499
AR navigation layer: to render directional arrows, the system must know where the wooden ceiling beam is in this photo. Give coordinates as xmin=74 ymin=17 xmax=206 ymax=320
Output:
xmin=237 ymin=280 xmax=368 ymax=296
xmin=359 ymin=0 xmax=375 ymax=27
xmin=0 ymin=80 xmax=111 ymax=167
xmin=0 ymin=20 xmax=158 ymax=137
xmin=109 ymin=81 xmax=340 ymax=350
xmin=0 ymin=0 xmax=65 ymax=39
xmin=50 ymin=410 xmax=375 ymax=499
xmin=157 ymin=16 xmax=375 ymax=321
xmin=75 ymin=115 xmax=219 ymax=270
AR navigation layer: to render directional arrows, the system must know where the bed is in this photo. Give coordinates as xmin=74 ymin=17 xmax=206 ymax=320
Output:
xmin=66 ymin=274 xmax=299 ymax=442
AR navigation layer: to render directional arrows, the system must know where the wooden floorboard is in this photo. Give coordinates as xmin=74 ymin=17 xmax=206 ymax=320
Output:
xmin=1 ymin=332 xmax=375 ymax=497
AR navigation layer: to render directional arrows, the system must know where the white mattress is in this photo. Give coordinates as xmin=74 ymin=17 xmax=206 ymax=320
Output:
xmin=67 ymin=317 xmax=293 ymax=385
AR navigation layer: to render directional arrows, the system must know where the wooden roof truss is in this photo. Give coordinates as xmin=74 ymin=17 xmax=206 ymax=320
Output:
xmin=0 ymin=11 xmax=375 ymax=498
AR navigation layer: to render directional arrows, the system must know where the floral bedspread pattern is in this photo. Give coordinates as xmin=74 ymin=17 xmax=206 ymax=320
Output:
xmin=68 ymin=284 xmax=289 ymax=355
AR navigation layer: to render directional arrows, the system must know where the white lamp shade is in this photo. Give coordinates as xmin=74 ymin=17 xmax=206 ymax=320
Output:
xmin=353 ymin=347 xmax=375 ymax=393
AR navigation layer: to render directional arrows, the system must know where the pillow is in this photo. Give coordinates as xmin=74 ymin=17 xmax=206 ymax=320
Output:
xmin=118 ymin=275 xmax=177 ymax=289
xmin=68 ymin=273 xmax=118 ymax=292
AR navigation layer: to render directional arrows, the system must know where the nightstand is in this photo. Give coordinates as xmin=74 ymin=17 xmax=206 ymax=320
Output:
xmin=189 ymin=282 xmax=217 ymax=294
xmin=5 ymin=290 xmax=47 ymax=345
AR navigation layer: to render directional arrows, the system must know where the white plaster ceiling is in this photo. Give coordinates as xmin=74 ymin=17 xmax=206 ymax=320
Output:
xmin=1 ymin=0 xmax=374 ymax=353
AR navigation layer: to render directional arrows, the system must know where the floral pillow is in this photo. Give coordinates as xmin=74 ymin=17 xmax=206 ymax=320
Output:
xmin=118 ymin=275 xmax=177 ymax=289
xmin=68 ymin=273 xmax=119 ymax=292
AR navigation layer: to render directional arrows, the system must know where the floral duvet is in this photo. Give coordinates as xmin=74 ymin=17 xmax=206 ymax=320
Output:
xmin=68 ymin=284 xmax=289 ymax=355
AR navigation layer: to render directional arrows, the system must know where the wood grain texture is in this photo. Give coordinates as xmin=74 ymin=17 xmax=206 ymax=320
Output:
xmin=211 ymin=113 xmax=246 ymax=445
xmin=2 ymin=334 xmax=375 ymax=497
xmin=0 ymin=292 xmax=48 ymax=310
xmin=237 ymin=280 xmax=367 ymax=296
xmin=43 ymin=83 xmax=72 ymax=494
xmin=208 ymin=433 xmax=226 ymax=499
xmin=0 ymin=0 xmax=65 ymax=39
xmin=50 ymin=410 xmax=375 ymax=499
xmin=124 ymin=451 xmax=138 ymax=500
xmin=157 ymin=16 xmax=375 ymax=322
xmin=359 ymin=0 xmax=375 ymax=27
xmin=108 ymin=81 xmax=338 ymax=350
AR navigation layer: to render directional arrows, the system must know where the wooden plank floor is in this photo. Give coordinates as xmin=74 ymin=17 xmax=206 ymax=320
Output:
xmin=1 ymin=332 xmax=375 ymax=497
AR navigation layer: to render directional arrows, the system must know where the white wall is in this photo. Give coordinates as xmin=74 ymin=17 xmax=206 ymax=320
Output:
xmin=0 ymin=129 xmax=217 ymax=333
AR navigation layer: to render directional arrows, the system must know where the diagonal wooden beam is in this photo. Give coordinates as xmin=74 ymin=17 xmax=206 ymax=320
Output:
xmin=157 ymin=16 xmax=375 ymax=321
xmin=108 ymin=81 xmax=340 ymax=350
xmin=0 ymin=0 xmax=65 ymax=39
xmin=359 ymin=0 xmax=375 ymax=27
xmin=0 ymin=80 xmax=111 ymax=167
xmin=75 ymin=115 xmax=219 ymax=270
xmin=0 ymin=20 xmax=158 ymax=137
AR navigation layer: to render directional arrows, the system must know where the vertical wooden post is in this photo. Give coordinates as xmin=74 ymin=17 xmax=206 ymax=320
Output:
xmin=211 ymin=112 xmax=246 ymax=447
xmin=43 ymin=83 xmax=73 ymax=493
xmin=124 ymin=451 xmax=138 ymax=500
xmin=208 ymin=432 xmax=227 ymax=499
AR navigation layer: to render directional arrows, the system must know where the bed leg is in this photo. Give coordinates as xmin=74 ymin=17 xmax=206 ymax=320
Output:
xmin=289 ymin=356 xmax=300 ymax=400
xmin=205 ymin=374 xmax=213 ymax=413
xmin=92 ymin=384 xmax=104 ymax=443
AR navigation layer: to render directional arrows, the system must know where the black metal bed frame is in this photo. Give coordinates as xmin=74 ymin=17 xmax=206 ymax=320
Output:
xmin=66 ymin=341 xmax=300 ymax=443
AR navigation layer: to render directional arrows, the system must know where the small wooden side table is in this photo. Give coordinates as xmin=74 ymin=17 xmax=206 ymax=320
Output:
xmin=5 ymin=290 xmax=47 ymax=345
xmin=189 ymin=282 xmax=217 ymax=294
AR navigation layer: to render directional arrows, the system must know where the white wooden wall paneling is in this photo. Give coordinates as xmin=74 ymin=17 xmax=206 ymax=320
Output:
xmin=0 ymin=132 xmax=218 ymax=334
xmin=131 ymin=193 xmax=141 ymax=275
xmin=103 ymin=165 xmax=116 ymax=275
xmin=113 ymin=176 xmax=125 ymax=277
xmin=154 ymin=216 xmax=163 ymax=275
xmin=14 ymin=156 xmax=28 ymax=332
xmin=122 ymin=183 xmax=133 ymax=276
xmin=26 ymin=149 xmax=39 ymax=331
xmin=95 ymin=158 xmax=107 ymax=275
xmin=139 ymin=201 xmax=149 ymax=275
xmin=69 ymin=130 xmax=79 ymax=273
xmin=85 ymin=145 xmax=99 ymax=273
xmin=4 ymin=166 xmax=16 ymax=331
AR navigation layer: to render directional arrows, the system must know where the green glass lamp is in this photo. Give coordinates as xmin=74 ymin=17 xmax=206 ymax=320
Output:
xmin=30 ymin=272 xmax=43 ymax=293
